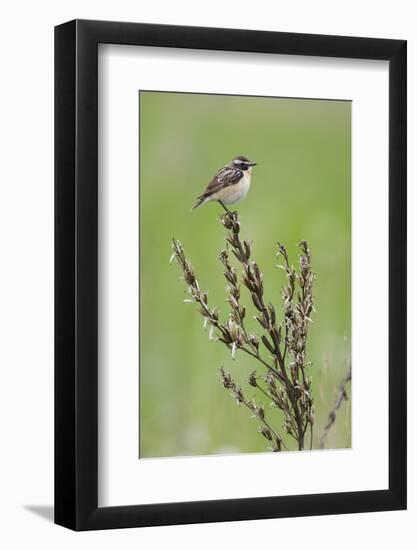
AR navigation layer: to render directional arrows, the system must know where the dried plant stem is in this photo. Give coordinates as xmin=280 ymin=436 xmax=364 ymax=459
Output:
xmin=220 ymin=213 xmax=313 ymax=450
xmin=219 ymin=368 xmax=288 ymax=452
xmin=172 ymin=210 xmax=316 ymax=452
xmin=319 ymin=365 xmax=352 ymax=449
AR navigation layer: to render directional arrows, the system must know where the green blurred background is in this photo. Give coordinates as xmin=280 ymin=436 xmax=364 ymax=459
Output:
xmin=139 ymin=91 xmax=351 ymax=457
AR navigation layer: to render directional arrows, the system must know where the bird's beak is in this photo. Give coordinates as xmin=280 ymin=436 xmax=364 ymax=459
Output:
xmin=249 ymin=161 xmax=257 ymax=166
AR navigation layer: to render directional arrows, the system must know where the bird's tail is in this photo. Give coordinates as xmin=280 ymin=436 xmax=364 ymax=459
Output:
xmin=192 ymin=194 xmax=207 ymax=210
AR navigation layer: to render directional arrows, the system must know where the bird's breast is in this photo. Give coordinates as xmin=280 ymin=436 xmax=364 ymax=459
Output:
xmin=215 ymin=171 xmax=251 ymax=205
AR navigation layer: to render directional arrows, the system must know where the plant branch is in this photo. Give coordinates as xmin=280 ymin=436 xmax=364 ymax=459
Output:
xmin=319 ymin=365 xmax=352 ymax=449
xmin=172 ymin=211 xmax=316 ymax=453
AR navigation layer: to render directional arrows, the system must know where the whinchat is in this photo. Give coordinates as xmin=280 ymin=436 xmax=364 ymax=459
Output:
xmin=193 ymin=156 xmax=257 ymax=211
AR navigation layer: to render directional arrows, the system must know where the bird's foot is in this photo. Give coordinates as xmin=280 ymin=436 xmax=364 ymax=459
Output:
xmin=218 ymin=201 xmax=232 ymax=214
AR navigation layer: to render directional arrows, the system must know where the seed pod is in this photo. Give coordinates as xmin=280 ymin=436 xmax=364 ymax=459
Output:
xmin=268 ymin=303 xmax=276 ymax=325
xmin=261 ymin=335 xmax=276 ymax=354
xmin=221 ymin=215 xmax=233 ymax=229
xmin=256 ymin=316 xmax=268 ymax=330
xmin=252 ymin=262 xmax=262 ymax=281
xmin=251 ymin=292 xmax=264 ymax=311
xmin=229 ymin=296 xmax=239 ymax=310
xmin=260 ymin=426 xmax=272 ymax=441
xmin=243 ymin=240 xmax=251 ymax=260
xmin=249 ymin=334 xmax=259 ymax=350
xmin=248 ymin=371 xmax=257 ymax=387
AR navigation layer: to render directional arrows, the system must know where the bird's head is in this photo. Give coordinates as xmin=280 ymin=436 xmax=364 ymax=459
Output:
xmin=231 ymin=155 xmax=257 ymax=171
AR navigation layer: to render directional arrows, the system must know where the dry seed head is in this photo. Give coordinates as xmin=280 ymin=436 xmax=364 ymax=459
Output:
xmin=248 ymin=371 xmax=257 ymax=387
xmin=260 ymin=426 xmax=273 ymax=441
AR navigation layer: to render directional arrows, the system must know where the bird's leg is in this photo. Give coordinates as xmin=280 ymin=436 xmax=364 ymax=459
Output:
xmin=218 ymin=201 xmax=232 ymax=214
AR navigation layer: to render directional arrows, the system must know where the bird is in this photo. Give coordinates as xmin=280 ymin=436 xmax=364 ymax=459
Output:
xmin=192 ymin=155 xmax=257 ymax=212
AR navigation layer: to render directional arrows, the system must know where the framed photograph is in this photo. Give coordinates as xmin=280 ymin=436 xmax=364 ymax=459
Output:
xmin=55 ymin=19 xmax=406 ymax=530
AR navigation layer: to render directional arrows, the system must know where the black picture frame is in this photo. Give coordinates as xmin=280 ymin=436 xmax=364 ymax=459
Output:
xmin=55 ymin=19 xmax=407 ymax=531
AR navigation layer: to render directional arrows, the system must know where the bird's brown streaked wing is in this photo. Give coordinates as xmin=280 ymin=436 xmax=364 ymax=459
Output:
xmin=203 ymin=167 xmax=243 ymax=197
xmin=192 ymin=167 xmax=243 ymax=209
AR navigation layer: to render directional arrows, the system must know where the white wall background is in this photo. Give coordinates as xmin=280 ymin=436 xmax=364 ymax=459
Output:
xmin=0 ymin=1 xmax=414 ymax=548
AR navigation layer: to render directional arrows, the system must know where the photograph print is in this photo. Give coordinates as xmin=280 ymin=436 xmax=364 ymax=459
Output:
xmin=139 ymin=91 xmax=351 ymax=458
